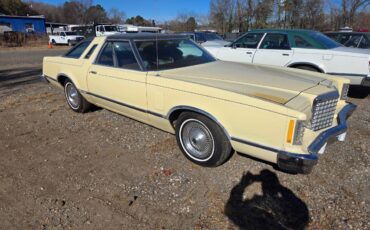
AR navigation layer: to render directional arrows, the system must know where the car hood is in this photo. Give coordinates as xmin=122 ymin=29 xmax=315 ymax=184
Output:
xmin=331 ymin=46 xmax=370 ymax=55
xmin=160 ymin=61 xmax=327 ymax=104
xmin=202 ymin=40 xmax=230 ymax=47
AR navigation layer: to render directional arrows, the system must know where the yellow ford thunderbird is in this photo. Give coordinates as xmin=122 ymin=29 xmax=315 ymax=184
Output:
xmin=42 ymin=34 xmax=356 ymax=174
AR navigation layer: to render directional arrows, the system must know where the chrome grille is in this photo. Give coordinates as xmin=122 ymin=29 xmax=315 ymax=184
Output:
xmin=310 ymin=91 xmax=339 ymax=131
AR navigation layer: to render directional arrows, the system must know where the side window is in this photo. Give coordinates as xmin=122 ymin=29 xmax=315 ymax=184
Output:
xmin=96 ymin=42 xmax=114 ymax=66
xmin=113 ymin=42 xmax=140 ymax=70
xmin=344 ymin=35 xmax=362 ymax=47
xmin=260 ymin=33 xmax=290 ymax=50
xmin=358 ymin=36 xmax=370 ymax=48
xmin=65 ymin=41 xmax=91 ymax=58
xmin=233 ymin=33 xmax=263 ymax=48
xmin=84 ymin=44 xmax=97 ymax=59
xmin=338 ymin=34 xmax=351 ymax=44
xmin=294 ymin=35 xmax=314 ymax=48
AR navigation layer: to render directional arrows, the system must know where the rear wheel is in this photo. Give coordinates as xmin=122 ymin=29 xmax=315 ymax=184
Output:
xmin=51 ymin=39 xmax=56 ymax=45
xmin=175 ymin=112 xmax=232 ymax=167
xmin=294 ymin=65 xmax=319 ymax=72
xmin=68 ymin=40 xmax=72 ymax=46
xmin=64 ymin=79 xmax=91 ymax=113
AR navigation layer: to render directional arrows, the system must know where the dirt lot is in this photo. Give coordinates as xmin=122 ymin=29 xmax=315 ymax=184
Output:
xmin=0 ymin=48 xmax=369 ymax=229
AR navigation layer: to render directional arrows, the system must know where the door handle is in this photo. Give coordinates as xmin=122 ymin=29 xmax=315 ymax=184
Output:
xmin=246 ymin=51 xmax=253 ymax=54
xmin=282 ymin=53 xmax=290 ymax=56
xmin=90 ymin=71 xmax=97 ymax=74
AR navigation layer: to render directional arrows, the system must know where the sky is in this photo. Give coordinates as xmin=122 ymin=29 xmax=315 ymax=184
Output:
xmin=36 ymin=0 xmax=212 ymax=22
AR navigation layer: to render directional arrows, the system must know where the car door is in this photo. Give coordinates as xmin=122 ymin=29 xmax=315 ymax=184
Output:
xmin=87 ymin=41 xmax=148 ymax=123
xmin=253 ymin=33 xmax=293 ymax=67
xmin=60 ymin=32 xmax=67 ymax=44
xmin=215 ymin=32 xmax=264 ymax=64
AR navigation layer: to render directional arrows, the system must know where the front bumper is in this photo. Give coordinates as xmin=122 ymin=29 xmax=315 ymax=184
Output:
xmin=277 ymin=103 xmax=356 ymax=174
xmin=40 ymin=74 xmax=49 ymax=83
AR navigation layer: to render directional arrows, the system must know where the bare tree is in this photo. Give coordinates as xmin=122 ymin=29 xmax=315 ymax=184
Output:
xmin=108 ymin=8 xmax=126 ymax=24
xmin=210 ymin=0 xmax=235 ymax=33
xmin=341 ymin=0 xmax=370 ymax=26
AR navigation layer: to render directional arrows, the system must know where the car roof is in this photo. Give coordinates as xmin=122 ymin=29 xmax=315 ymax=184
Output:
xmin=250 ymin=29 xmax=316 ymax=34
xmin=107 ymin=33 xmax=188 ymax=40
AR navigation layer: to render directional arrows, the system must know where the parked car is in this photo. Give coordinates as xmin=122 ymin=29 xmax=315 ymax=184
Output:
xmin=49 ymin=31 xmax=84 ymax=46
xmin=204 ymin=29 xmax=370 ymax=86
xmin=177 ymin=31 xmax=230 ymax=46
xmin=325 ymin=32 xmax=370 ymax=49
xmin=42 ymin=34 xmax=355 ymax=174
xmin=70 ymin=24 xmax=121 ymax=37
xmin=95 ymin=24 xmax=120 ymax=37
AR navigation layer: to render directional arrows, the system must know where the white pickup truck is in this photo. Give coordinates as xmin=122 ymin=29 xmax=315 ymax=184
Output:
xmin=49 ymin=31 xmax=85 ymax=46
xmin=95 ymin=25 xmax=120 ymax=37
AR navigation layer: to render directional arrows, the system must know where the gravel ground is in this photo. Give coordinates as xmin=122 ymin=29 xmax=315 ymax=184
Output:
xmin=0 ymin=49 xmax=369 ymax=229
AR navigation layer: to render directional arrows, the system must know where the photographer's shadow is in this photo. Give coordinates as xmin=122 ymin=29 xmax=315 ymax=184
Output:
xmin=225 ymin=170 xmax=309 ymax=230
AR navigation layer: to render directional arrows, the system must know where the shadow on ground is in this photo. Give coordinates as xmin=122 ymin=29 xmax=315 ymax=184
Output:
xmin=0 ymin=67 xmax=42 ymax=88
xmin=225 ymin=170 xmax=309 ymax=230
xmin=348 ymin=85 xmax=370 ymax=99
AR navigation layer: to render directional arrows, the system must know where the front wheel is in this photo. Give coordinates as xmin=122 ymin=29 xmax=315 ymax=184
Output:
xmin=64 ymin=79 xmax=91 ymax=113
xmin=176 ymin=112 xmax=232 ymax=167
xmin=68 ymin=40 xmax=72 ymax=46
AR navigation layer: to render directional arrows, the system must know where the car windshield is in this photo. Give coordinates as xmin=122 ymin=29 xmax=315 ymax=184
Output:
xmin=105 ymin=26 xmax=117 ymax=32
xmin=135 ymin=38 xmax=215 ymax=71
xmin=65 ymin=32 xmax=77 ymax=36
xmin=308 ymin=32 xmax=341 ymax=49
xmin=202 ymin=33 xmax=223 ymax=41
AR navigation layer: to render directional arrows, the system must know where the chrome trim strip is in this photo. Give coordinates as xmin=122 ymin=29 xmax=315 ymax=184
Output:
xmin=308 ymin=102 xmax=356 ymax=153
xmin=231 ymin=137 xmax=279 ymax=153
xmin=43 ymin=75 xmax=57 ymax=82
xmin=326 ymin=72 xmax=367 ymax=77
xmin=81 ymin=90 xmax=166 ymax=119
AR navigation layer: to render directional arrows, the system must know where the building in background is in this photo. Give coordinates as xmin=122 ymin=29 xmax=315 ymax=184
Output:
xmin=0 ymin=15 xmax=46 ymax=34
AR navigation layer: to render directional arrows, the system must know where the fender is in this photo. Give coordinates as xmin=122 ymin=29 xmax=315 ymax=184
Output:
xmin=167 ymin=105 xmax=231 ymax=139
xmin=57 ymin=73 xmax=81 ymax=89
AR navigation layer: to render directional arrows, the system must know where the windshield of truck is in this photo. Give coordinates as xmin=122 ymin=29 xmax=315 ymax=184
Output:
xmin=65 ymin=32 xmax=77 ymax=36
xmin=135 ymin=38 xmax=215 ymax=71
xmin=308 ymin=32 xmax=341 ymax=49
xmin=104 ymin=26 xmax=117 ymax=32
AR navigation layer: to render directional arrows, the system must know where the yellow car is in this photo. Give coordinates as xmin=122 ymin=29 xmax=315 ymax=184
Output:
xmin=42 ymin=34 xmax=356 ymax=174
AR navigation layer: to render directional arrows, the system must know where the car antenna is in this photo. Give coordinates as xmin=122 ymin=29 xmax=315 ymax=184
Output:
xmin=154 ymin=0 xmax=159 ymax=74
xmin=155 ymin=24 xmax=159 ymax=74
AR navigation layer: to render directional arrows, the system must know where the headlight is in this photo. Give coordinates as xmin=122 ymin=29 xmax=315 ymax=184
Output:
xmin=341 ymin=84 xmax=349 ymax=100
xmin=293 ymin=121 xmax=304 ymax=145
xmin=287 ymin=120 xmax=305 ymax=145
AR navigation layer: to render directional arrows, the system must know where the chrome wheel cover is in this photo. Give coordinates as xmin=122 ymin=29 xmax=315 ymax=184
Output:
xmin=65 ymin=82 xmax=80 ymax=109
xmin=179 ymin=119 xmax=215 ymax=161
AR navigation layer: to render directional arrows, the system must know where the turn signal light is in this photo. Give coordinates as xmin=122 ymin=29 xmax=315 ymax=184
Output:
xmin=287 ymin=120 xmax=295 ymax=144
